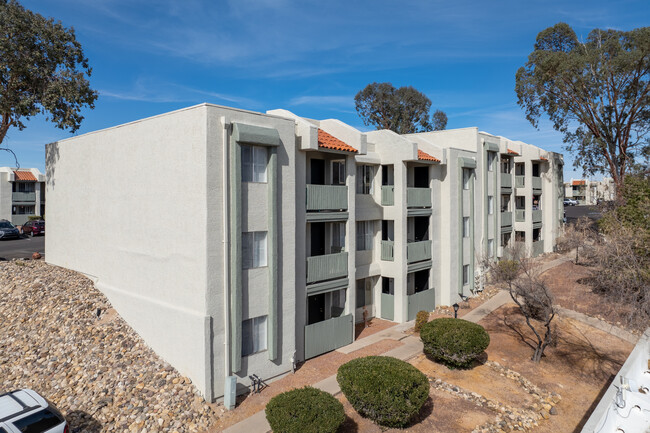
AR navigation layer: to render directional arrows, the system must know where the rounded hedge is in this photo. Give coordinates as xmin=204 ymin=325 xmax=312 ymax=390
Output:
xmin=420 ymin=318 xmax=490 ymax=368
xmin=336 ymin=356 xmax=429 ymax=428
xmin=265 ymin=386 xmax=345 ymax=433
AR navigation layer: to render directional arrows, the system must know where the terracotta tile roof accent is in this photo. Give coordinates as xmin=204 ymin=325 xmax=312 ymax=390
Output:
xmin=14 ymin=171 xmax=37 ymax=181
xmin=417 ymin=149 xmax=440 ymax=162
xmin=317 ymin=129 xmax=357 ymax=153
xmin=507 ymin=149 xmax=519 ymax=155
xmin=572 ymin=180 xmax=586 ymax=186
xmin=540 ymin=156 xmax=548 ymax=161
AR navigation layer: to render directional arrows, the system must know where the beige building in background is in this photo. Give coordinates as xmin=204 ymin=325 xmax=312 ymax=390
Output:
xmin=0 ymin=167 xmax=45 ymax=226
xmin=45 ymin=103 xmax=564 ymax=402
xmin=564 ymin=178 xmax=616 ymax=204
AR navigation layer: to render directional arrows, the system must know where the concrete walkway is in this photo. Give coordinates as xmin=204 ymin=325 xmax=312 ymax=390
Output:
xmin=222 ymin=254 xmax=586 ymax=433
xmin=557 ymin=307 xmax=639 ymax=344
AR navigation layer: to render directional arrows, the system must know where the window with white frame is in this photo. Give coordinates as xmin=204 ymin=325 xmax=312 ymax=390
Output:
xmin=241 ymin=315 xmax=267 ymax=356
xmin=487 ymin=151 xmax=496 ymax=171
xmin=356 ymin=221 xmax=374 ymax=251
xmin=356 ymin=165 xmax=374 ymax=194
xmin=242 ymin=231 xmax=267 ymax=269
xmin=462 ymin=265 xmax=470 ymax=286
xmin=488 ymin=196 xmax=494 ymax=215
xmin=462 ymin=217 xmax=470 ymax=238
xmin=462 ymin=168 xmax=472 ymax=190
xmin=332 ymin=160 xmax=346 ymax=185
xmin=241 ymin=145 xmax=267 ymax=183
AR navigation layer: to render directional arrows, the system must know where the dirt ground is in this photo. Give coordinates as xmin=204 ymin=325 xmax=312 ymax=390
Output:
xmin=541 ymin=260 xmax=642 ymax=333
xmin=337 ymin=305 xmax=632 ymax=433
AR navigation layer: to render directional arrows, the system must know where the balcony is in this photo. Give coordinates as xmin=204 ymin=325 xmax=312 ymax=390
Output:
xmin=532 ymin=210 xmax=542 ymax=224
xmin=501 ymin=211 xmax=512 ymax=227
xmin=515 ymin=176 xmax=525 ymax=188
xmin=306 ymin=252 xmax=348 ymax=284
xmin=407 ymin=188 xmax=431 ymax=208
xmin=304 ymin=314 xmax=353 ymax=359
xmin=407 ymin=240 xmax=432 ymax=263
xmin=532 ymin=240 xmax=544 ymax=257
xmin=532 ymin=177 xmax=542 ymax=191
xmin=407 ymin=288 xmax=436 ymax=321
xmin=381 ymin=186 xmax=394 ymax=206
xmin=12 ymin=192 xmax=35 ymax=202
xmin=515 ymin=210 xmax=525 ymax=222
xmin=306 ymin=185 xmax=347 ymax=211
xmin=381 ymin=293 xmax=394 ymax=321
xmin=381 ymin=240 xmax=394 ymax=261
xmin=500 ymin=173 xmax=512 ymax=189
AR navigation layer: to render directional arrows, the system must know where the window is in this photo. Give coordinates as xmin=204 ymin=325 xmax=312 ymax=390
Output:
xmin=487 ymin=151 xmax=496 ymax=171
xmin=488 ymin=239 xmax=494 ymax=257
xmin=501 ymin=158 xmax=511 ymax=174
xmin=382 ymin=277 xmax=394 ymax=295
xmin=488 ymin=196 xmax=494 ymax=215
xmin=332 ymin=160 xmax=346 ymax=185
xmin=501 ymin=194 xmax=511 ymax=212
xmin=533 ymin=228 xmax=542 ymax=242
xmin=241 ymin=145 xmax=267 ymax=183
xmin=532 ymin=163 xmax=540 ymax=177
xmin=515 ymin=231 xmax=526 ymax=242
xmin=331 ymin=222 xmax=345 ymax=253
xmin=501 ymin=232 xmax=511 ymax=248
xmin=242 ymin=231 xmax=267 ymax=269
xmin=356 ymin=221 xmax=373 ymax=251
xmin=532 ymin=195 xmax=541 ymax=210
xmin=462 ymin=265 xmax=469 ymax=286
xmin=12 ymin=409 xmax=63 ymax=433
xmin=462 ymin=168 xmax=472 ymax=190
xmin=357 ymin=165 xmax=374 ymax=194
xmin=462 ymin=217 xmax=470 ymax=238
xmin=13 ymin=182 xmax=35 ymax=193
xmin=242 ymin=316 xmax=267 ymax=356
xmin=356 ymin=278 xmax=373 ymax=308
xmin=12 ymin=205 xmax=35 ymax=215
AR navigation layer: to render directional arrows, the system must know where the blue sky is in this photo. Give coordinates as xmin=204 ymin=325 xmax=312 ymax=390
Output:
xmin=6 ymin=0 xmax=650 ymax=180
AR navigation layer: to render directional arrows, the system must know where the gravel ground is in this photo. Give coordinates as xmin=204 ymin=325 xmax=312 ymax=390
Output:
xmin=0 ymin=260 xmax=219 ymax=433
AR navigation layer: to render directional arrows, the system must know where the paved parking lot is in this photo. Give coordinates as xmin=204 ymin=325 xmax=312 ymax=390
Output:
xmin=564 ymin=204 xmax=602 ymax=223
xmin=0 ymin=235 xmax=44 ymax=260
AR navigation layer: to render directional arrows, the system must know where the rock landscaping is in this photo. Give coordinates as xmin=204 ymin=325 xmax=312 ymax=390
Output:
xmin=0 ymin=260 xmax=218 ymax=433
xmin=428 ymin=360 xmax=561 ymax=432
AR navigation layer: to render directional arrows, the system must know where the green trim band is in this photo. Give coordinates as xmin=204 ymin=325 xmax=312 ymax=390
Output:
xmin=307 ymin=277 xmax=349 ymax=296
xmin=305 ymin=212 xmax=349 ymax=222
xmin=408 ymin=260 xmax=433 ymax=273
xmin=484 ymin=142 xmax=499 ymax=152
xmin=232 ymin=123 xmax=281 ymax=147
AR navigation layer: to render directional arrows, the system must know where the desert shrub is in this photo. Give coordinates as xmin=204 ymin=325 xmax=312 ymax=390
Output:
xmin=337 ymin=356 xmax=429 ymax=428
xmin=420 ymin=318 xmax=490 ymax=368
xmin=414 ymin=310 xmax=429 ymax=332
xmin=265 ymin=386 xmax=344 ymax=433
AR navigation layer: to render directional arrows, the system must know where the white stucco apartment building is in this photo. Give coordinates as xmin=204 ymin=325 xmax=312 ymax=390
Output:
xmin=0 ymin=167 xmax=45 ymax=225
xmin=564 ymin=178 xmax=616 ymax=204
xmin=45 ymin=103 xmax=564 ymax=402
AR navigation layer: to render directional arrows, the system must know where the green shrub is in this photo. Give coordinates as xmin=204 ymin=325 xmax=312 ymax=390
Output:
xmin=265 ymin=386 xmax=345 ymax=433
xmin=420 ymin=318 xmax=490 ymax=368
xmin=414 ymin=310 xmax=429 ymax=332
xmin=337 ymin=356 xmax=429 ymax=428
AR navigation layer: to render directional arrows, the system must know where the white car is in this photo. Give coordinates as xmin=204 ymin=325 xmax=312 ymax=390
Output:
xmin=563 ymin=198 xmax=578 ymax=206
xmin=0 ymin=389 xmax=68 ymax=433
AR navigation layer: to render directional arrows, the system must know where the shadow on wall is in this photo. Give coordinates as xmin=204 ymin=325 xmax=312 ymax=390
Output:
xmin=45 ymin=141 xmax=60 ymax=189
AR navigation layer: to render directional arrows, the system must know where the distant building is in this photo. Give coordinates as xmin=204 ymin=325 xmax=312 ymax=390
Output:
xmin=45 ymin=103 xmax=564 ymax=402
xmin=0 ymin=167 xmax=46 ymax=225
xmin=564 ymin=178 xmax=615 ymax=205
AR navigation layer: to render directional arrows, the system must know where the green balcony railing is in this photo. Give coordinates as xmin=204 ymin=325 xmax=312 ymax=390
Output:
xmin=407 ymin=288 xmax=436 ymax=321
xmin=515 ymin=209 xmax=525 ymax=222
xmin=306 ymin=185 xmax=348 ymax=211
xmin=532 ymin=177 xmax=542 ymax=191
xmin=407 ymin=240 xmax=432 ymax=263
xmin=501 ymin=211 xmax=512 ymax=227
xmin=381 ymin=185 xmax=394 ymax=206
xmin=304 ymin=314 xmax=353 ymax=359
xmin=500 ymin=173 xmax=512 ymax=189
xmin=381 ymin=240 xmax=394 ymax=261
xmin=532 ymin=240 xmax=544 ymax=257
xmin=380 ymin=293 xmax=394 ymax=321
xmin=515 ymin=176 xmax=525 ymax=188
xmin=306 ymin=252 xmax=348 ymax=284
xmin=12 ymin=192 xmax=35 ymax=202
xmin=532 ymin=209 xmax=542 ymax=223
xmin=407 ymin=188 xmax=431 ymax=208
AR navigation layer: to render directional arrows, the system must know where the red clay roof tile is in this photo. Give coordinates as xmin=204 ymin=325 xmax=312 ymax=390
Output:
xmin=572 ymin=180 xmax=586 ymax=186
xmin=14 ymin=171 xmax=37 ymax=181
xmin=417 ymin=149 xmax=440 ymax=162
xmin=317 ymin=129 xmax=357 ymax=153
xmin=507 ymin=149 xmax=519 ymax=155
